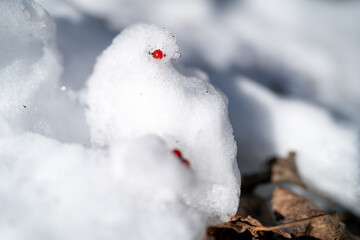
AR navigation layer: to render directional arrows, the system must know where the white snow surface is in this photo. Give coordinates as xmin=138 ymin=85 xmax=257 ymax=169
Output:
xmin=0 ymin=1 xmax=240 ymax=239
xmin=84 ymin=23 xmax=240 ymax=222
xmin=40 ymin=0 xmax=360 ymax=120
xmin=0 ymin=0 xmax=58 ymax=132
xmin=2 ymin=0 xmax=360 ymax=238
xmin=234 ymin=78 xmax=360 ymax=215
xmin=0 ymin=133 xmax=204 ymax=240
xmin=0 ymin=0 xmax=88 ymax=143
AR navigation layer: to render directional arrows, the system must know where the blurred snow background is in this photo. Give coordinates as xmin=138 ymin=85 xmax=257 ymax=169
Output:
xmin=1 ymin=0 xmax=360 ymax=239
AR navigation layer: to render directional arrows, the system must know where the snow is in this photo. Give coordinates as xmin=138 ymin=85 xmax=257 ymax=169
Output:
xmin=84 ymin=23 xmax=240 ymax=222
xmin=0 ymin=1 xmax=239 ymax=239
xmin=0 ymin=0 xmax=59 ymax=132
xmin=0 ymin=0 xmax=88 ymax=143
xmin=234 ymin=78 xmax=360 ymax=216
xmin=1 ymin=0 xmax=360 ymax=238
xmin=51 ymin=0 xmax=360 ymax=121
xmin=223 ymin=0 xmax=360 ymax=121
xmin=0 ymin=133 xmax=204 ymax=240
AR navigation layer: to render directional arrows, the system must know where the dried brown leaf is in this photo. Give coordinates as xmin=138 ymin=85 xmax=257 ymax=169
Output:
xmin=206 ymin=152 xmax=358 ymax=240
xmin=206 ymin=215 xmax=266 ymax=240
xmin=272 ymin=186 xmax=346 ymax=239
xmin=271 ymin=152 xmax=305 ymax=187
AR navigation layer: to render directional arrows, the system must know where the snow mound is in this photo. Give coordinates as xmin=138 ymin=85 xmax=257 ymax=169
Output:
xmin=37 ymin=0 xmax=360 ymax=122
xmin=235 ymin=78 xmax=360 ymax=215
xmin=85 ymin=23 xmax=240 ymax=222
xmin=0 ymin=0 xmax=59 ymax=132
xmin=0 ymin=0 xmax=88 ymax=142
xmin=0 ymin=3 xmax=240 ymax=238
xmin=0 ymin=133 xmax=204 ymax=240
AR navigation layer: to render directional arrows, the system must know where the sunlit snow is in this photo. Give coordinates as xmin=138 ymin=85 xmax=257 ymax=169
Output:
xmin=1 ymin=0 xmax=360 ymax=239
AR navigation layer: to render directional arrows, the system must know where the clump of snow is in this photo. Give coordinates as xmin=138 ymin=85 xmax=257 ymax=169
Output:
xmin=0 ymin=0 xmax=88 ymax=142
xmin=85 ymin=23 xmax=240 ymax=222
xmin=0 ymin=16 xmax=203 ymax=234
xmin=53 ymin=0 xmax=360 ymax=122
xmin=5 ymin=0 xmax=359 ymax=237
xmin=234 ymin=78 xmax=360 ymax=215
xmin=34 ymin=0 xmax=117 ymax=91
xmin=0 ymin=1 xmax=241 ymax=239
xmin=0 ymin=0 xmax=59 ymax=132
xmin=0 ymin=133 xmax=204 ymax=240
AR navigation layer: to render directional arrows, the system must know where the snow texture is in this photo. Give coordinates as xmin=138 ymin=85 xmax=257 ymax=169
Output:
xmin=84 ymin=23 xmax=240 ymax=222
xmin=1 ymin=0 xmax=360 ymax=238
xmin=0 ymin=0 xmax=59 ymax=132
xmin=0 ymin=0 xmax=88 ymax=143
xmin=0 ymin=1 xmax=240 ymax=239
xmin=51 ymin=0 xmax=360 ymax=122
xmin=0 ymin=133 xmax=204 ymax=240
xmin=234 ymin=78 xmax=360 ymax=216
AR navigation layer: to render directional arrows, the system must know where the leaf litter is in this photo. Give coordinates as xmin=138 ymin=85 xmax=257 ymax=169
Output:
xmin=205 ymin=153 xmax=360 ymax=240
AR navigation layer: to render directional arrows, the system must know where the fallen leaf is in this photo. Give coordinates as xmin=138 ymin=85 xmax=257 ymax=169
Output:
xmin=272 ymin=186 xmax=346 ymax=239
xmin=271 ymin=152 xmax=305 ymax=187
xmin=206 ymin=215 xmax=269 ymax=240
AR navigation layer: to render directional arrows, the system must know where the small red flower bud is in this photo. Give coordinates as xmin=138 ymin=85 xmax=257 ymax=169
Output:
xmin=152 ymin=49 xmax=163 ymax=59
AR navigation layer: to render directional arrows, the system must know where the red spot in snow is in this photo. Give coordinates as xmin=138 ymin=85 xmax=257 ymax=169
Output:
xmin=172 ymin=149 xmax=191 ymax=168
xmin=152 ymin=49 xmax=163 ymax=59
xmin=182 ymin=159 xmax=191 ymax=168
xmin=172 ymin=149 xmax=182 ymax=158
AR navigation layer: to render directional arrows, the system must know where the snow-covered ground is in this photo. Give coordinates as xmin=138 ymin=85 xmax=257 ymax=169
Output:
xmin=1 ymin=0 xmax=360 ymax=239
